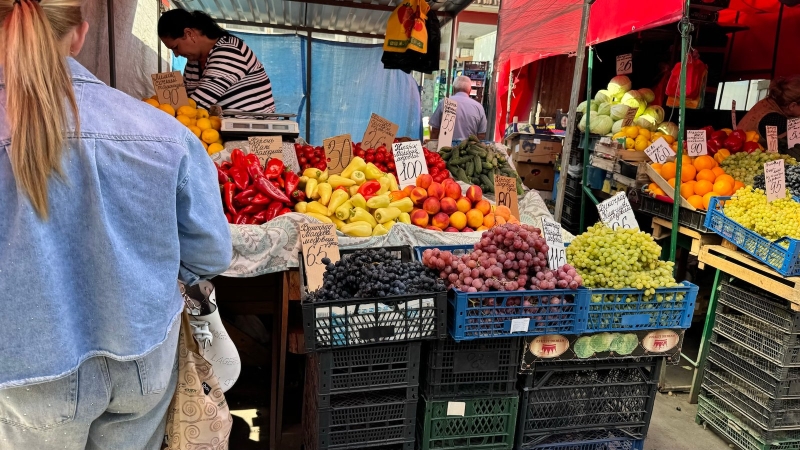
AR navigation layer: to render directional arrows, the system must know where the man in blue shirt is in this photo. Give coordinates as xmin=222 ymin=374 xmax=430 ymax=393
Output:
xmin=429 ymin=75 xmax=488 ymax=141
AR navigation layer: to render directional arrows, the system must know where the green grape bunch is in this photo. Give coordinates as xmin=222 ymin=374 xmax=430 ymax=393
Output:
xmin=723 ymin=187 xmax=800 ymax=245
xmin=720 ymin=150 xmax=797 ymax=186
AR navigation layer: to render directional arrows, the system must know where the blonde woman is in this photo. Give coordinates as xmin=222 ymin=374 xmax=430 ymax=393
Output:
xmin=0 ymin=1 xmax=232 ymax=449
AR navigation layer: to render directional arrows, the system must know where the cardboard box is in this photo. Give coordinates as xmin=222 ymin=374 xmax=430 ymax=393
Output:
xmin=516 ymin=161 xmax=555 ymax=192
xmin=508 ymin=135 xmax=563 ymax=164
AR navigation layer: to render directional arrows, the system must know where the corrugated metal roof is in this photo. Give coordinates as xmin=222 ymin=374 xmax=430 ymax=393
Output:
xmin=171 ymin=0 xmax=474 ymax=38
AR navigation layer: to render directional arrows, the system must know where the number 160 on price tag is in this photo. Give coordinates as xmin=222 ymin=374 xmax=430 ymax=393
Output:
xmin=644 ymin=138 xmax=676 ymax=164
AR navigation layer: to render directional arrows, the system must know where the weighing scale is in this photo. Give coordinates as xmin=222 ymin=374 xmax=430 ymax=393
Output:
xmin=218 ymin=110 xmax=300 ymax=141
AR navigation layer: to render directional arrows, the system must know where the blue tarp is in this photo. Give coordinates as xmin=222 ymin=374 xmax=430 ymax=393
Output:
xmin=172 ymin=33 xmax=422 ymax=144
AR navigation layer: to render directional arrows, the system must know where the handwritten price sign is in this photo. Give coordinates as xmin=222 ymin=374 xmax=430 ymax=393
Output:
xmin=541 ymin=217 xmax=566 ymax=269
xmin=789 ymin=117 xmax=800 ymax=149
xmin=764 ymin=159 xmax=786 ymax=202
xmin=644 ymin=138 xmax=676 ymax=164
xmin=687 ymin=130 xmax=708 ymax=157
xmin=323 ymin=134 xmax=353 ymax=174
xmin=362 ymin=113 xmax=399 ymax=150
xmin=616 ymin=54 xmax=633 ymax=75
xmin=731 ymin=100 xmax=738 ymax=130
xmin=767 ymin=126 xmax=779 ymax=153
xmin=299 ymin=223 xmax=340 ymax=292
xmin=151 ymin=71 xmax=190 ymax=109
xmin=622 ymin=106 xmax=636 ymax=127
xmin=437 ymin=98 xmax=458 ymax=151
xmin=392 ymin=140 xmax=428 ymax=189
xmin=494 ymin=174 xmax=519 ymax=218
xmin=282 ymin=142 xmax=301 ymax=173
xmin=248 ymin=136 xmax=283 ymax=167
xmin=597 ymin=192 xmax=639 ymax=230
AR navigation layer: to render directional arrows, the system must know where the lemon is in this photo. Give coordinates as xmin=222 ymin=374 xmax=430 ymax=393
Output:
xmin=189 ymin=118 xmax=197 ymax=126
xmin=196 ymin=118 xmax=212 ymax=131
xmin=626 ymin=137 xmax=635 ymax=149
xmin=638 ymin=129 xmax=651 ymax=140
xmin=201 ymin=129 xmax=220 ymax=144
xmin=177 ymin=106 xmax=197 ymax=119
xmin=150 ymin=95 xmax=159 ymax=101
xmin=158 ymin=104 xmax=176 ymax=116
xmin=176 ymin=115 xmax=192 ymax=126
xmin=209 ymin=117 xmax=222 ymax=131
xmin=624 ymin=126 xmax=639 ymax=139
xmin=188 ymin=126 xmax=202 ymax=138
xmin=207 ymin=143 xmax=224 ymax=155
xmin=144 ymin=98 xmax=160 ymax=107
xmin=634 ymin=138 xmax=650 ymax=151
xmin=196 ymin=108 xmax=209 ymax=119
xmin=187 ymin=98 xmax=197 ymax=108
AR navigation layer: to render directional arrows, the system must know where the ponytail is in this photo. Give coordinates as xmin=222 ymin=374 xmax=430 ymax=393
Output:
xmin=1 ymin=0 xmax=83 ymax=218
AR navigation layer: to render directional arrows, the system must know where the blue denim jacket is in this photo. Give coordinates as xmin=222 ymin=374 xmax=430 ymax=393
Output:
xmin=0 ymin=59 xmax=232 ymax=389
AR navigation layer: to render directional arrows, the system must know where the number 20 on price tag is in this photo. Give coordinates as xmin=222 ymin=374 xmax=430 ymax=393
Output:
xmin=644 ymin=138 xmax=676 ymax=164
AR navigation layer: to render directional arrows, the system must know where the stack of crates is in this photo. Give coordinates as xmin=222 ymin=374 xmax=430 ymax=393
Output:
xmin=561 ymin=174 xmax=581 ymax=235
xmin=303 ymin=342 xmax=422 ymax=450
xmin=416 ymin=338 xmax=521 ymax=450
xmin=515 ymin=359 xmax=660 ymax=449
xmin=698 ymin=281 xmax=800 ymax=450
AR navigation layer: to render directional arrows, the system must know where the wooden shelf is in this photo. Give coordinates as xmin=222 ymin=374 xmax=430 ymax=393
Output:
xmin=650 ymin=217 xmax=721 ymax=256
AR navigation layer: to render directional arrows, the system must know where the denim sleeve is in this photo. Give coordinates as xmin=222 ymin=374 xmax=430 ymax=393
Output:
xmin=429 ymin=101 xmax=444 ymax=128
xmin=176 ymin=129 xmax=233 ymax=285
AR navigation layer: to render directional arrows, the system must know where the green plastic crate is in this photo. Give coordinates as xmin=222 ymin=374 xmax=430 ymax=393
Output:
xmin=417 ymin=395 xmax=518 ymax=450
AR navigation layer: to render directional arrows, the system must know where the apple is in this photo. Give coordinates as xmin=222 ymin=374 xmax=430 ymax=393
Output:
xmin=440 ymin=197 xmax=458 ymax=215
xmin=462 ymin=227 xmax=475 ymax=233
xmin=423 ymin=197 xmax=441 ymax=215
xmin=444 ymin=226 xmax=460 ymax=233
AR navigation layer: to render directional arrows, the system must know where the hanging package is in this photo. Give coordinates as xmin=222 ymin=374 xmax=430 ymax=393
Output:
xmin=665 ymin=50 xmax=708 ymax=109
xmin=381 ymin=6 xmax=440 ymax=73
xmin=383 ymin=0 xmax=430 ymax=54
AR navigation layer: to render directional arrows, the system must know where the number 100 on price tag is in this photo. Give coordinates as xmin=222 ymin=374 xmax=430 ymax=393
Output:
xmin=392 ymin=141 xmax=428 ymax=189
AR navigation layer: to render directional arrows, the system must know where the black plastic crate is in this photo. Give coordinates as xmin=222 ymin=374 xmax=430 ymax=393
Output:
xmin=301 ymin=246 xmax=447 ymax=351
xmin=562 ymin=195 xmax=580 ymax=226
xmin=703 ymin=363 xmax=800 ymax=430
xmin=422 ymin=338 xmax=520 ymax=399
xmin=718 ymin=282 xmax=800 ymax=334
xmin=638 ymin=195 xmax=710 ymax=233
xmin=708 ymin=335 xmax=800 ymax=400
xmin=564 ymin=175 xmax=581 ymax=199
xmin=516 ymin=360 xmax=659 ymax=447
xmin=516 ymin=429 xmax=644 ymax=450
xmin=310 ymin=342 xmax=421 ymax=407
xmin=697 ymin=395 xmax=800 ymax=450
xmin=713 ymin=311 xmax=800 ymax=367
xmin=417 ymin=395 xmax=519 ymax=450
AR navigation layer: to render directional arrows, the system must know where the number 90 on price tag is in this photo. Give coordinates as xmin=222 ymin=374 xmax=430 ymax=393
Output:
xmin=299 ymin=223 xmax=340 ymax=292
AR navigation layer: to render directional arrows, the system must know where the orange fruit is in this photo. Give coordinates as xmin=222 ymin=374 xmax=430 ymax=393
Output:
xmin=648 ymin=183 xmax=665 ymax=196
xmin=696 ymin=169 xmax=716 ymax=183
xmin=681 ymin=155 xmax=693 ymax=167
xmin=680 ymin=165 xmax=697 ymax=183
xmin=680 ymin=182 xmax=695 ymax=199
xmin=703 ymin=192 xmax=718 ymax=210
xmin=693 ymin=155 xmax=716 ymax=172
xmin=712 ymin=167 xmax=726 ymax=177
xmin=667 ymin=178 xmax=676 ymax=188
xmin=693 ymin=180 xmax=714 ymax=196
xmin=449 ymin=211 xmax=467 ymax=230
xmin=474 ymin=199 xmax=492 ymax=215
xmin=466 ymin=209 xmax=485 ymax=228
xmin=716 ymin=174 xmax=735 ymax=187
xmin=733 ymin=181 xmax=745 ymax=193
xmin=661 ymin=162 xmax=677 ymax=180
xmin=494 ymin=205 xmax=512 ymax=221
xmin=483 ymin=213 xmax=496 ymax=228
xmin=651 ymin=163 xmax=664 ymax=175
xmin=687 ymin=195 xmax=705 ymax=210
xmin=495 ymin=216 xmax=507 ymax=226
xmin=713 ymin=179 xmax=733 ymax=196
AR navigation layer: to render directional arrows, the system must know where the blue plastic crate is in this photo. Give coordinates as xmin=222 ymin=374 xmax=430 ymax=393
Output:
xmin=704 ymin=196 xmax=800 ymax=277
xmin=579 ymin=282 xmax=698 ymax=333
xmin=519 ymin=429 xmax=644 ymax=450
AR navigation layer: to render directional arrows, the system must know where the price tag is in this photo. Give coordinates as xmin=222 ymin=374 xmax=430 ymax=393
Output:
xmin=282 ymin=142 xmax=301 ymax=173
xmin=767 ymin=126 xmax=779 ymax=153
xmin=597 ymin=192 xmax=639 ymax=230
xmin=644 ymin=138 xmax=676 ymax=164
xmin=616 ymin=54 xmax=633 ymax=75
xmin=437 ymin=98 xmax=458 ymax=151
xmin=764 ymin=159 xmax=786 ymax=202
xmin=493 ymin=174 xmax=520 ymax=218
xmin=622 ymin=106 xmax=636 ymax=127
xmin=789 ymin=117 xmax=800 ymax=149
xmin=541 ymin=217 xmax=566 ymax=269
xmin=248 ymin=136 xmax=283 ymax=167
xmin=687 ymin=130 xmax=708 ymax=157
xmin=299 ymin=223 xmax=340 ymax=292
xmin=510 ymin=318 xmax=530 ymax=333
xmin=392 ymin=140 xmax=428 ymax=189
xmin=446 ymin=401 xmax=466 ymax=417
xmin=731 ymin=100 xmax=738 ymax=130
xmin=323 ymin=134 xmax=353 ymax=174
xmin=362 ymin=113 xmax=399 ymax=149
xmin=151 ymin=71 xmax=190 ymax=109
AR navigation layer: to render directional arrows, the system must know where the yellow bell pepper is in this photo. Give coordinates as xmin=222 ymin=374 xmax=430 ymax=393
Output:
xmin=349 ymin=185 xmax=360 ymax=197
xmin=305 ymin=201 xmax=329 ymax=216
xmin=349 ymin=207 xmax=377 ymax=227
xmin=303 ymin=168 xmax=323 ymax=179
xmin=374 ymin=207 xmax=402 ymax=224
xmin=376 ymin=176 xmax=391 ymax=195
xmin=350 ymin=171 xmax=366 ymax=185
xmin=306 ymin=212 xmax=332 ymax=223
xmin=371 ymin=224 xmax=389 ymax=236
xmin=335 ymin=200 xmax=354 ymax=221
xmin=317 ymin=183 xmax=333 ymax=206
xmin=385 ymin=173 xmax=399 ymax=192
xmin=330 ymin=216 xmax=346 ymax=231
xmin=364 ymin=163 xmax=385 ymax=180
xmin=327 ymin=175 xmax=356 ymax=188
xmin=318 ymin=169 xmax=329 ymax=182
xmin=327 ymin=190 xmax=349 ymax=216
xmin=305 ymin=178 xmax=318 ymax=200
xmin=384 ymin=220 xmax=397 ymax=231
xmin=340 ymin=157 xmax=366 ymax=179
xmin=389 ymin=197 xmax=413 ymax=213
xmin=340 ymin=221 xmax=373 ymax=237
xmin=294 ymin=201 xmax=308 ymax=214
xmin=398 ymin=212 xmax=411 ymax=224
xmin=366 ymin=194 xmax=390 ymax=209
xmin=350 ymin=193 xmax=367 ymax=209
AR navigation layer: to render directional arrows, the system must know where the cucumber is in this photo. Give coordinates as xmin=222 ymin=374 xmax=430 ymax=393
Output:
xmin=454 ymin=167 xmax=469 ymax=183
xmin=474 ymin=155 xmax=483 ymax=173
xmin=466 ymin=160 xmax=474 ymax=176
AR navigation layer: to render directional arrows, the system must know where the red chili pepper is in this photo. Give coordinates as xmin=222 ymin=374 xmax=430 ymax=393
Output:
xmin=265 ymin=158 xmax=285 ymax=180
xmin=233 ymin=213 xmax=248 ymax=225
xmin=291 ymin=190 xmax=306 ymax=203
xmin=234 ymin=188 xmax=257 ymax=205
xmin=228 ymin=166 xmax=249 ymax=191
xmin=221 ymin=161 xmax=232 ymax=171
xmin=265 ymin=201 xmax=283 ymax=222
xmin=246 ymin=159 xmax=264 ymax=180
xmin=215 ymin=163 xmax=230 ymax=184
xmin=245 ymin=215 xmax=258 ymax=225
xmin=336 ymin=186 xmax=348 ymax=192
xmin=225 ymin=212 xmax=232 ymax=223
xmin=253 ymin=175 xmax=291 ymax=203
xmin=357 ymin=180 xmax=381 ymax=199
xmin=251 ymin=193 xmax=271 ymax=205
xmin=240 ymin=203 xmax=268 ymax=215
xmin=278 ymin=207 xmax=292 ymax=216
xmin=245 ymin=153 xmax=260 ymax=167
xmin=284 ymin=170 xmax=300 ymax=196
xmin=223 ymin=182 xmax=237 ymax=215
xmin=230 ymin=149 xmax=245 ymax=168
xmin=252 ymin=209 xmax=269 ymax=224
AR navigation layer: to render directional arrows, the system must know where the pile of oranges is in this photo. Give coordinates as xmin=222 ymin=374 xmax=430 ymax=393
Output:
xmin=648 ymin=155 xmax=744 ymax=210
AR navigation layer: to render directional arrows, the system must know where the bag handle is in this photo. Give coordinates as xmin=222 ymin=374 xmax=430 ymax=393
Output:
xmin=180 ymin=309 xmax=201 ymax=354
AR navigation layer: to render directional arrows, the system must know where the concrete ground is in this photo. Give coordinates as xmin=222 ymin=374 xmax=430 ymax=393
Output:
xmin=644 ymin=392 xmax=731 ymax=450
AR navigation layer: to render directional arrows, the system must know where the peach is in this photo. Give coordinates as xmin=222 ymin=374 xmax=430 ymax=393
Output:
xmin=444 ymin=226 xmax=460 ymax=233
xmin=402 ymin=184 xmax=415 ymax=196
xmin=466 ymin=185 xmax=483 ymax=203
xmin=456 ymin=197 xmax=472 ymax=213
xmin=423 ymin=197 xmax=441 ymax=215
xmin=466 ymin=209 xmax=484 ymax=229
xmin=494 ymin=205 xmax=511 ymax=221
xmin=440 ymin=197 xmax=458 ymax=215
xmin=410 ymin=209 xmax=429 ymax=227
xmin=474 ymin=199 xmax=491 ymax=215
xmin=427 ymin=182 xmax=445 ymax=200
xmin=449 ymin=211 xmax=467 ymax=230
xmin=431 ymin=212 xmax=450 ymax=230
xmin=463 ymin=227 xmax=475 ymax=233
xmin=410 ymin=187 xmax=428 ymax=206
xmin=416 ymin=174 xmax=433 ymax=189
xmin=425 ymin=225 xmax=442 ymax=232
xmin=483 ymin=213 xmax=495 ymax=228
xmin=476 ymin=226 xmax=489 ymax=232
xmin=444 ymin=182 xmax=462 ymax=200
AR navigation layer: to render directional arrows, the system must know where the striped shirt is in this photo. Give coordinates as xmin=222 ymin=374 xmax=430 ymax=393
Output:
xmin=184 ymin=35 xmax=275 ymax=113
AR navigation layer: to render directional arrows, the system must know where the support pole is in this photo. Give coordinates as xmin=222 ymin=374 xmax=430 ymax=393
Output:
xmin=107 ymin=0 xmax=116 ymax=88
xmin=306 ymin=32 xmax=312 ymax=143
xmin=670 ymin=1 xmax=692 ymax=265
xmin=554 ymin=0 xmax=593 ymax=222
xmin=445 ymin=17 xmax=458 ymax=99
xmin=579 ymin=45 xmax=594 ymax=233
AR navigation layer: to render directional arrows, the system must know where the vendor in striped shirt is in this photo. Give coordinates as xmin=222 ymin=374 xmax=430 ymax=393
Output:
xmin=158 ymin=9 xmax=276 ymax=113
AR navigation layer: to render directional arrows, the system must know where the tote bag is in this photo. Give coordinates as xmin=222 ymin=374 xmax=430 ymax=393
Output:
xmin=383 ymin=0 xmax=430 ymax=54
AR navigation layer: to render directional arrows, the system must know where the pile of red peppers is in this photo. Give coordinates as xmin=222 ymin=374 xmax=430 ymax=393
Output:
xmin=294 ymin=143 xmax=327 ymax=172
xmin=353 ymin=142 xmax=396 ymax=176
xmin=423 ymin=148 xmax=451 ymax=183
xmin=216 ymin=149 xmax=303 ymax=225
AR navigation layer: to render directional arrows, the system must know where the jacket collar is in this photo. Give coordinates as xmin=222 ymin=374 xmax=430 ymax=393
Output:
xmin=0 ymin=57 xmax=105 ymax=87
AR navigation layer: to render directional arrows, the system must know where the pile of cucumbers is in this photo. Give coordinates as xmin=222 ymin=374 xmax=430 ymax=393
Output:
xmin=439 ymin=136 xmax=523 ymax=195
